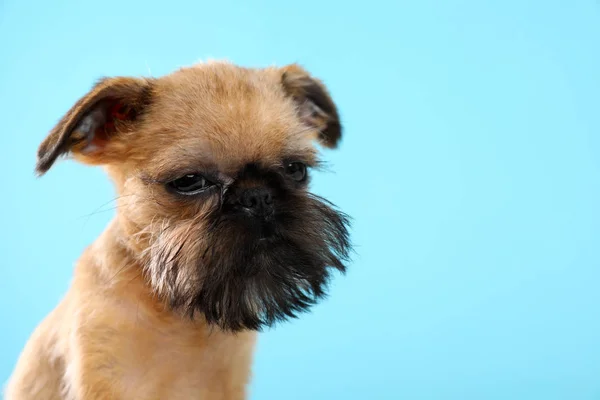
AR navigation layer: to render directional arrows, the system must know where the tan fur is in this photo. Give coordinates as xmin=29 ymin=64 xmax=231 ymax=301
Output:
xmin=6 ymin=61 xmax=341 ymax=400
xmin=7 ymin=221 xmax=256 ymax=400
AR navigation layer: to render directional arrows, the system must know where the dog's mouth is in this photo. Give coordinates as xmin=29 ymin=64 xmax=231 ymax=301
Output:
xmin=151 ymin=194 xmax=352 ymax=332
xmin=201 ymin=208 xmax=350 ymax=331
xmin=251 ymin=219 xmax=277 ymax=241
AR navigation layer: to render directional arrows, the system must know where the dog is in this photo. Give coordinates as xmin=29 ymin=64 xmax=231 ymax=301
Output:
xmin=5 ymin=61 xmax=351 ymax=400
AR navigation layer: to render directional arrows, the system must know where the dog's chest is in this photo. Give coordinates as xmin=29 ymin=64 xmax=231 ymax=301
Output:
xmin=110 ymin=313 xmax=256 ymax=399
xmin=75 ymin=282 xmax=257 ymax=400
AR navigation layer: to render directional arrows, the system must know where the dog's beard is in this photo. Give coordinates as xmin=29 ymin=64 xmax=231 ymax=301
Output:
xmin=143 ymin=193 xmax=351 ymax=331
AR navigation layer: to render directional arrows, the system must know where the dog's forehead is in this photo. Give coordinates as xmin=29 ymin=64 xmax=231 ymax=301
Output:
xmin=141 ymin=63 xmax=318 ymax=174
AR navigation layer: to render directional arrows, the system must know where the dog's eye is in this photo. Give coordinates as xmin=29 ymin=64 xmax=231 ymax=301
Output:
xmin=285 ymin=162 xmax=307 ymax=182
xmin=168 ymin=174 xmax=213 ymax=195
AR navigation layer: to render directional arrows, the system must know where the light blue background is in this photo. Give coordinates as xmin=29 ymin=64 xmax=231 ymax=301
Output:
xmin=1 ymin=1 xmax=599 ymax=399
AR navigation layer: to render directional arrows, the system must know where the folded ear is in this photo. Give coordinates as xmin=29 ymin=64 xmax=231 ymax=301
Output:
xmin=281 ymin=64 xmax=342 ymax=148
xmin=36 ymin=77 xmax=154 ymax=176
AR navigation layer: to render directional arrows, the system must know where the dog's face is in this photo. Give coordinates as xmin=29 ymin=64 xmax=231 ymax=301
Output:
xmin=37 ymin=61 xmax=350 ymax=331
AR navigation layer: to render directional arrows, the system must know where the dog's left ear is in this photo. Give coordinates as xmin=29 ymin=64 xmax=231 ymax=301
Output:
xmin=36 ymin=77 xmax=154 ymax=176
xmin=281 ymin=64 xmax=342 ymax=148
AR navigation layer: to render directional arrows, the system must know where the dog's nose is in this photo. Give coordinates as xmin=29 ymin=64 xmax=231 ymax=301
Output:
xmin=239 ymin=188 xmax=274 ymax=217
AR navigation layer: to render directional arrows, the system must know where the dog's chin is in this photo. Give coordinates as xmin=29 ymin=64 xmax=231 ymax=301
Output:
xmin=192 ymin=242 xmax=328 ymax=331
xmin=196 ymin=227 xmax=350 ymax=331
xmin=157 ymin=196 xmax=351 ymax=332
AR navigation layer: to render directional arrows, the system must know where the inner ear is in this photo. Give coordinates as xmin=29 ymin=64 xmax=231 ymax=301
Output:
xmin=70 ymin=98 xmax=136 ymax=154
xmin=36 ymin=76 xmax=152 ymax=175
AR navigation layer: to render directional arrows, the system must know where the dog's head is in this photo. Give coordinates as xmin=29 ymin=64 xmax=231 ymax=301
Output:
xmin=37 ymin=61 xmax=351 ymax=331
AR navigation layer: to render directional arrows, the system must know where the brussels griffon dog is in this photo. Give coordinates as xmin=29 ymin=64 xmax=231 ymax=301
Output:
xmin=5 ymin=61 xmax=350 ymax=400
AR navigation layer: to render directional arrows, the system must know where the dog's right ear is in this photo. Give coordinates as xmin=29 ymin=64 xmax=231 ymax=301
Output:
xmin=36 ymin=77 xmax=154 ymax=176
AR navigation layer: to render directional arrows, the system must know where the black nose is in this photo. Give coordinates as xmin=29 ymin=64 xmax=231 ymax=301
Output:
xmin=239 ymin=188 xmax=274 ymax=217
